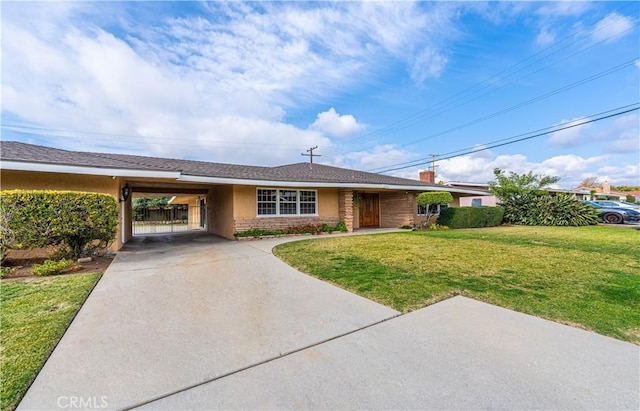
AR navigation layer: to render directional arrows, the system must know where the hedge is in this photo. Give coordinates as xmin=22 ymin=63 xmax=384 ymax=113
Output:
xmin=437 ymin=206 xmax=504 ymax=229
xmin=0 ymin=190 xmax=119 ymax=258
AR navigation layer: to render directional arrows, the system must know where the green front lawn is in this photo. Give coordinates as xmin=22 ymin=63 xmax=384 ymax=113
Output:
xmin=274 ymin=226 xmax=640 ymax=344
xmin=1 ymin=273 xmax=101 ymax=411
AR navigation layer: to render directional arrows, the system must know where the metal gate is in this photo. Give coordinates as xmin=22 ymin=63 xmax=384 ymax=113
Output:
xmin=133 ymin=204 xmax=206 ymax=235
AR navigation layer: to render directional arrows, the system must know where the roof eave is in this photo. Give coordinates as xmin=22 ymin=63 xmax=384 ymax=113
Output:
xmin=0 ymin=160 xmax=488 ymax=195
xmin=178 ymin=174 xmax=489 ymax=195
xmin=1 ymin=160 xmax=182 ymax=179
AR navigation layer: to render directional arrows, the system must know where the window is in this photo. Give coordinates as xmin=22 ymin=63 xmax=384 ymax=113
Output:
xmin=417 ymin=203 xmax=448 ymax=216
xmin=257 ymin=189 xmax=317 ymax=216
xmin=279 ymin=190 xmax=298 ymax=215
xmin=471 ymin=198 xmax=482 ymax=207
xmin=257 ymin=189 xmax=277 ymax=215
xmin=299 ymin=190 xmax=317 ymax=215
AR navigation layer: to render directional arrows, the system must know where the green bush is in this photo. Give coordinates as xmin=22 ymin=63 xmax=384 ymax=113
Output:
xmin=0 ymin=190 xmax=119 ymax=258
xmin=336 ymin=221 xmax=348 ymax=232
xmin=514 ymin=193 xmax=600 ymax=226
xmin=437 ymin=206 xmax=505 ymax=229
xmin=32 ymin=259 xmax=79 ymax=276
xmin=234 ymin=221 xmax=347 ymax=238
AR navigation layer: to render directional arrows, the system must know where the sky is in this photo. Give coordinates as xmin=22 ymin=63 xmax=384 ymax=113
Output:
xmin=2 ymin=1 xmax=639 ymax=188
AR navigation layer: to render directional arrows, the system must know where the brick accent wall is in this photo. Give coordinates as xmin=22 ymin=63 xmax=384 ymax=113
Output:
xmin=380 ymin=192 xmax=415 ymax=228
xmin=338 ymin=188 xmax=354 ymax=232
xmin=234 ymin=216 xmax=340 ymax=233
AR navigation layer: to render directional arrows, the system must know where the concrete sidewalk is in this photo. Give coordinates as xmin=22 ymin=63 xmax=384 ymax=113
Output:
xmin=19 ymin=232 xmax=640 ymax=410
xmin=141 ymin=296 xmax=639 ymax=410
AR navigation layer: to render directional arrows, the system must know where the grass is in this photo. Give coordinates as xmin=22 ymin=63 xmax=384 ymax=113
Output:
xmin=274 ymin=225 xmax=640 ymax=344
xmin=1 ymin=272 xmax=101 ymax=411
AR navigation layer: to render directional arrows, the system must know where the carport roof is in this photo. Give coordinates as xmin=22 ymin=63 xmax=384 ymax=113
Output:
xmin=1 ymin=141 xmax=486 ymax=194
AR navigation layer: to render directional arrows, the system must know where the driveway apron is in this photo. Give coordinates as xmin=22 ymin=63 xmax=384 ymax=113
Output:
xmin=18 ymin=233 xmax=399 ymax=410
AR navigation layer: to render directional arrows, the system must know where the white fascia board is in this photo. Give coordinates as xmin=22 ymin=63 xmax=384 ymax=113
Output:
xmin=1 ymin=161 xmax=182 ymax=179
xmin=178 ymin=175 xmax=489 ymax=195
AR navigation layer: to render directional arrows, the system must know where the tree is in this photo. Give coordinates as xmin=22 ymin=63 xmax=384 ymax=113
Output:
xmin=416 ymin=191 xmax=453 ymax=229
xmin=489 ymin=169 xmax=559 ymax=225
xmin=579 ymin=177 xmax=601 ymax=188
xmin=488 ymin=169 xmax=598 ymax=226
xmin=614 ymin=186 xmax=640 ymax=192
xmin=132 ymin=196 xmax=171 ymax=209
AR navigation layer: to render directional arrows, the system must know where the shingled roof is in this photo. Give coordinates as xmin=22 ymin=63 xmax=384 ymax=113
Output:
xmin=1 ymin=141 xmax=441 ymax=188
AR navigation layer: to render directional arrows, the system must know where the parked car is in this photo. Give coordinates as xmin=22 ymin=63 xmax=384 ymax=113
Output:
xmin=583 ymin=201 xmax=640 ymax=224
xmin=592 ymin=200 xmax=640 ymax=210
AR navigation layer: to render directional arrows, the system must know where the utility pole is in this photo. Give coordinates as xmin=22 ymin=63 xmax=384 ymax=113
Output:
xmin=430 ymin=154 xmax=439 ymax=179
xmin=302 ymin=146 xmax=321 ymax=164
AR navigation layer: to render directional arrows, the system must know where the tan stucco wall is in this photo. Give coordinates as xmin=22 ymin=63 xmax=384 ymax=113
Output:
xmin=209 ymin=186 xmax=234 ymax=239
xmin=1 ymin=170 xmax=126 ymax=250
xmin=318 ymin=188 xmax=339 ymax=217
xmin=233 ymin=186 xmax=256 ymax=218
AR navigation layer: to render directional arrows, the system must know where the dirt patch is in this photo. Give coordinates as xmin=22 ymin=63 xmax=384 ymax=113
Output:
xmin=2 ymin=253 xmax=114 ymax=280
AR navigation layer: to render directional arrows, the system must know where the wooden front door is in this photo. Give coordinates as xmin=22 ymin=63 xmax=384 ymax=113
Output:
xmin=359 ymin=193 xmax=380 ymax=227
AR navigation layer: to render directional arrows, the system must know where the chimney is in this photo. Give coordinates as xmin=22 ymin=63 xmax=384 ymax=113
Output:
xmin=602 ymin=181 xmax=611 ymax=194
xmin=420 ymin=170 xmax=435 ymax=184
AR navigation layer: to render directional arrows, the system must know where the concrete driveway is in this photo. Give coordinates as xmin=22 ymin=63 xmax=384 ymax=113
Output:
xmin=19 ymin=232 xmax=639 ymax=410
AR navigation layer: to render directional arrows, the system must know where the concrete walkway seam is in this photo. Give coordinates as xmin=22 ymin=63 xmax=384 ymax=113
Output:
xmin=124 ymin=311 xmax=405 ymax=410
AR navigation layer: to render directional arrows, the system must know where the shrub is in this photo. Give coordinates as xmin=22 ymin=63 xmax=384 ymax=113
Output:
xmin=0 ymin=190 xmax=119 ymax=258
xmin=416 ymin=192 xmax=454 ymax=228
xmin=1 ymin=266 xmax=17 ymax=278
xmin=437 ymin=206 xmax=505 ymax=229
xmin=234 ymin=221 xmax=348 ymax=238
xmin=335 ymin=221 xmax=348 ymax=232
xmin=515 ymin=193 xmax=599 ymax=226
xmin=32 ymin=259 xmax=79 ymax=276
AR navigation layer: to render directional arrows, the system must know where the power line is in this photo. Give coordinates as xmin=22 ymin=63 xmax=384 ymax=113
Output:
xmin=365 ymin=57 xmax=638 ymax=172
xmin=330 ymin=7 xmax=637 ymax=152
xmin=373 ymin=103 xmax=640 ymax=174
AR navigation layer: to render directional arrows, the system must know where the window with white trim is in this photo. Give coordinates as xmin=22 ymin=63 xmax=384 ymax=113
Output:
xmin=257 ymin=189 xmax=277 ymax=215
xmin=417 ymin=203 xmax=448 ymax=216
xmin=257 ymin=188 xmax=317 ymax=216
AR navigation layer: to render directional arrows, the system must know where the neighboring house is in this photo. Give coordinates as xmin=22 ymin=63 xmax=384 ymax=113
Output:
xmin=619 ymin=191 xmax=640 ymax=202
xmin=444 ymin=182 xmax=496 ymax=207
xmin=573 ymin=182 xmax=629 ymax=201
xmin=0 ymin=142 xmax=487 ymax=251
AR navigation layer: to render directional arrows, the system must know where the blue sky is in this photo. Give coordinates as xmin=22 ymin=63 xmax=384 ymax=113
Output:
xmin=2 ymin=1 xmax=639 ymax=187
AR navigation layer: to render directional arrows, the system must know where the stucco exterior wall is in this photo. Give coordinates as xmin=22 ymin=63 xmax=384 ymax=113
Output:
xmin=1 ymin=170 xmax=126 ymax=250
xmin=458 ymin=195 xmax=497 ymax=207
xmin=209 ymin=186 xmax=234 ymax=239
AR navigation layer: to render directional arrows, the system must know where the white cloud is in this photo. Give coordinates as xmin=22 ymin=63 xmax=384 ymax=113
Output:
xmin=535 ymin=27 xmax=555 ymax=47
xmin=410 ymin=47 xmax=449 ymax=83
xmin=535 ymin=2 xmax=592 ymax=18
xmin=596 ymin=114 xmax=640 ymax=154
xmin=1 ymin=1 xmax=460 ymax=164
xmin=406 ymin=151 xmax=639 ymax=188
xmin=309 ymin=108 xmax=364 ymax=138
xmin=329 ymin=144 xmax=416 ymax=171
xmin=547 ymin=118 xmax=592 ymax=147
xmin=591 ymin=13 xmax=634 ymax=43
